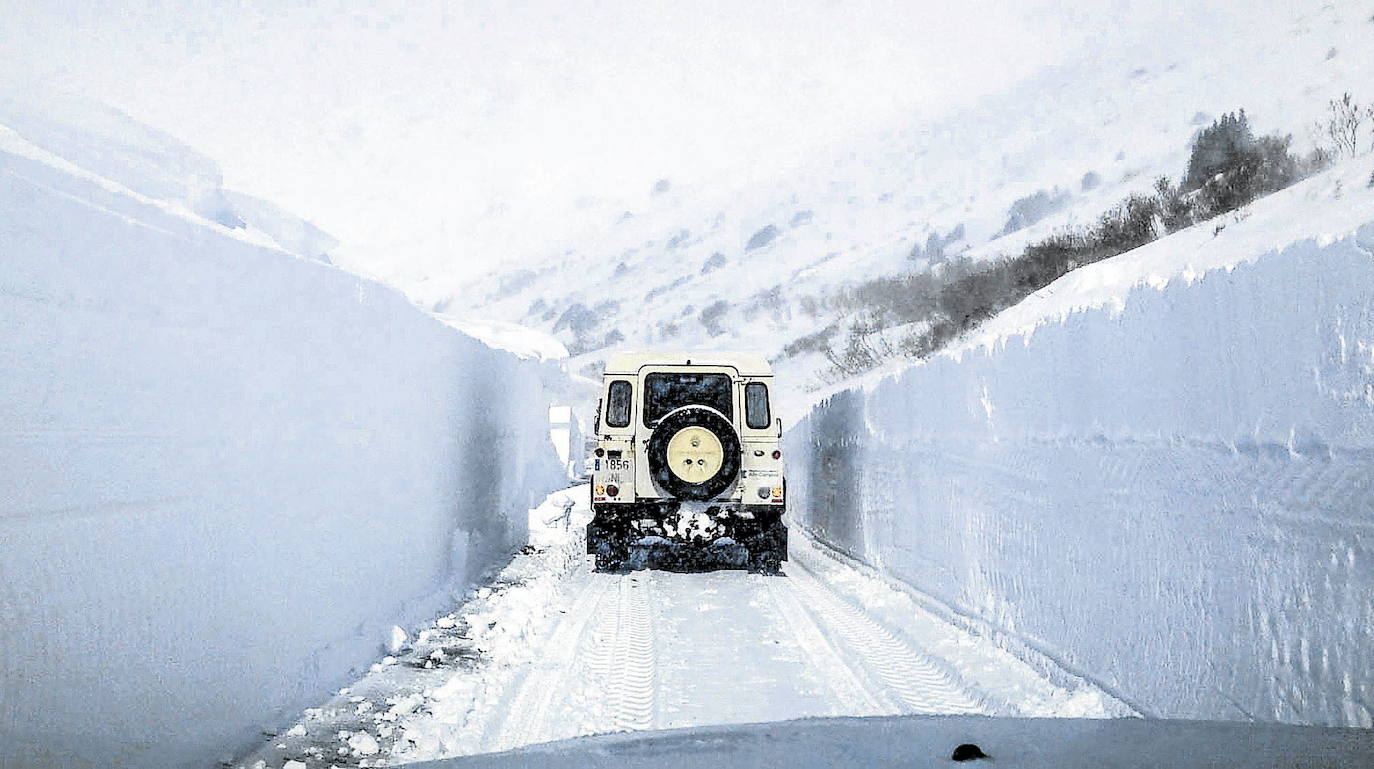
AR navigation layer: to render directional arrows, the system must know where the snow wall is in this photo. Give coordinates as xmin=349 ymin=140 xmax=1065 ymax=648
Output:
xmin=785 ymin=231 xmax=1374 ymax=728
xmin=0 ymin=148 xmax=565 ymax=767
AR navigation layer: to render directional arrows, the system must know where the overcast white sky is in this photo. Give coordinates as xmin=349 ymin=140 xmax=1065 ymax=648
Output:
xmin=2 ymin=1 xmax=1113 ymax=282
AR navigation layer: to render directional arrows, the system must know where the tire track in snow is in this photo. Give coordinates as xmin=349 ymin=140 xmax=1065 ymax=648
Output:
xmin=494 ymin=572 xmax=658 ymax=750
xmin=602 ymin=575 xmax=657 ymax=732
xmin=784 ymin=559 xmax=986 ymax=715
xmin=763 ymin=575 xmax=892 ymax=717
xmin=487 ymin=572 xmax=613 ymax=752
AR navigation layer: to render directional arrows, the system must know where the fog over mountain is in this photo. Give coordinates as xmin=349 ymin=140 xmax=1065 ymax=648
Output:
xmin=1 ymin=0 xmax=1128 ymax=285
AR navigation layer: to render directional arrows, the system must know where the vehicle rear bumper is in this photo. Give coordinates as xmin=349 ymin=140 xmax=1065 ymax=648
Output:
xmin=587 ymin=501 xmax=785 ymax=555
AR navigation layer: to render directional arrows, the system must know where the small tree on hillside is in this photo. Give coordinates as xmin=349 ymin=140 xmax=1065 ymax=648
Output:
xmin=1194 ymin=133 xmax=1300 ymax=215
xmin=1184 ymin=111 xmax=1255 ymax=190
xmin=1153 ymin=176 xmax=1195 ymax=233
xmin=1317 ymin=92 xmax=1369 ymax=158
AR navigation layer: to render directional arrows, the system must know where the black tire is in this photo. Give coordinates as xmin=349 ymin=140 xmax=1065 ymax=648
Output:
xmin=646 ymin=405 xmax=741 ymax=500
xmin=587 ymin=519 xmax=628 ymax=571
xmin=749 ymin=551 xmax=782 ymax=574
xmin=596 ymin=551 xmax=626 ymax=571
xmin=746 ymin=517 xmax=788 ymax=574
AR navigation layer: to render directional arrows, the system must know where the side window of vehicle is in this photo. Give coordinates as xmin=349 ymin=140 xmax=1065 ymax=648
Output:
xmin=606 ymin=380 xmax=632 ymax=428
xmin=745 ymin=382 xmax=771 ymax=429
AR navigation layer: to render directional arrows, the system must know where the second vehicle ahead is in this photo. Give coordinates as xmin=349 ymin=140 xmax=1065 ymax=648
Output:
xmin=587 ymin=352 xmax=786 ymax=572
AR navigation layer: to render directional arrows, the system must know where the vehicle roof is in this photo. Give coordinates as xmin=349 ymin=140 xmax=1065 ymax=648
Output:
xmin=604 ymin=351 xmax=773 ymax=376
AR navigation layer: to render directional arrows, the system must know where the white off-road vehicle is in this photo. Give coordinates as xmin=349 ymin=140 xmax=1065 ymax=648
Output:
xmin=588 ymin=352 xmax=787 ymax=571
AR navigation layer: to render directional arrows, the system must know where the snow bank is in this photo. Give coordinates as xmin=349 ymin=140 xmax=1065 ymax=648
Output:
xmin=0 ymin=86 xmax=337 ymax=261
xmin=0 ymin=114 xmax=565 ymax=767
xmin=785 ymin=162 xmax=1374 ymax=727
xmin=436 ymin=315 xmax=570 ymax=362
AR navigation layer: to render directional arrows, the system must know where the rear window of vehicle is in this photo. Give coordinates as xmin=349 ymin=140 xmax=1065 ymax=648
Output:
xmin=644 ymin=372 xmax=733 ymax=426
xmin=606 ymin=380 xmax=632 ymax=428
xmin=745 ymin=382 xmax=771 ymax=429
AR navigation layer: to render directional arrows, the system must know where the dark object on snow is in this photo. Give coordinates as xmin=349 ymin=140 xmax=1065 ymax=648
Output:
xmin=745 ymin=224 xmax=779 ymax=251
xmin=701 ymin=251 xmax=728 ymax=274
xmin=588 ymin=511 xmax=786 ymax=574
xmin=951 ymin=743 xmax=989 ymax=761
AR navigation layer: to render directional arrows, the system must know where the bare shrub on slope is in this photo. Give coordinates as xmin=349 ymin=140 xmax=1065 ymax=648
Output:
xmin=812 ymin=106 xmax=1325 ymax=384
xmin=1315 ymin=92 xmax=1372 ymax=159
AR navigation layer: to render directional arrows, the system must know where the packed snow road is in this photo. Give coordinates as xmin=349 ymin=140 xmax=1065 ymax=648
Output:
xmin=236 ymin=487 xmax=1124 ymax=768
xmin=489 ymin=562 xmax=980 ymax=753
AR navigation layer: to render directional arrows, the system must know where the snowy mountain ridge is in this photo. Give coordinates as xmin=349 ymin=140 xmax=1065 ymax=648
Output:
xmin=440 ymin=0 xmax=1374 ymax=412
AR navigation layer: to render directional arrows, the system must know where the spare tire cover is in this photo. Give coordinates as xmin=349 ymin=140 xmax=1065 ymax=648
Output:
xmin=647 ymin=405 xmax=741 ymax=500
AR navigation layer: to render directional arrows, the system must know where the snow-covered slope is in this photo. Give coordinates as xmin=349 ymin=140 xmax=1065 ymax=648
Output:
xmin=785 ymin=157 xmax=1374 ymax=727
xmin=0 ymin=85 xmax=339 ymax=262
xmin=437 ymin=0 xmax=1374 ymax=412
xmin=0 ymin=95 xmax=566 ymax=769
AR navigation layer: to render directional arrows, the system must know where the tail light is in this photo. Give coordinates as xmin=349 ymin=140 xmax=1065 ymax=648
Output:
xmin=771 ymin=450 xmax=782 ymax=459
xmin=606 ymin=484 xmax=620 ymax=497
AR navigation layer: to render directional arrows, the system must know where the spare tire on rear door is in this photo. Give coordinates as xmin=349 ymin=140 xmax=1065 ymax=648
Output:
xmin=647 ymin=405 xmax=741 ymax=500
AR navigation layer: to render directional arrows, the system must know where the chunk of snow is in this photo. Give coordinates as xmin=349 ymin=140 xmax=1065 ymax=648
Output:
xmin=387 ymin=626 xmax=408 ymax=654
xmin=348 ymin=731 xmax=380 ymax=756
xmin=388 ymin=694 xmax=424 ymax=717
